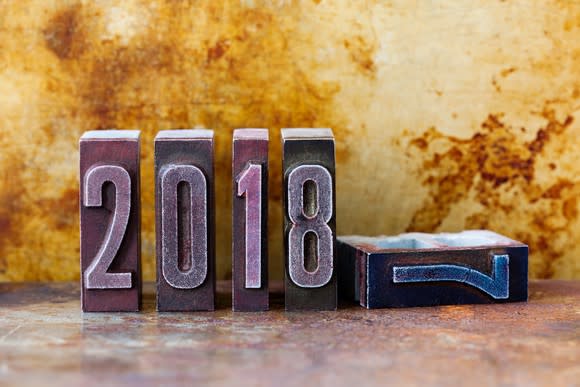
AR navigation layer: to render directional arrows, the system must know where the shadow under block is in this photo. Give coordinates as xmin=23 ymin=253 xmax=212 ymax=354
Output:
xmin=338 ymin=230 xmax=528 ymax=308
xmin=79 ymin=130 xmax=142 ymax=312
xmin=232 ymin=129 xmax=269 ymax=311
xmin=155 ymin=130 xmax=215 ymax=312
xmin=282 ymin=128 xmax=337 ymax=311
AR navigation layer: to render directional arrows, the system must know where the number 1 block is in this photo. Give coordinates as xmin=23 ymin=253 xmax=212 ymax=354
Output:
xmin=337 ymin=230 xmax=528 ymax=308
xmin=232 ymin=129 xmax=269 ymax=311
xmin=282 ymin=129 xmax=337 ymax=311
xmin=80 ymin=130 xmax=142 ymax=312
xmin=155 ymin=130 xmax=215 ymax=312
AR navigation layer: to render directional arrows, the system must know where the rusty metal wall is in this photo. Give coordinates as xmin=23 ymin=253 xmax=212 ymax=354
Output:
xmin=0 ymin=0 xmax=578 ymax=281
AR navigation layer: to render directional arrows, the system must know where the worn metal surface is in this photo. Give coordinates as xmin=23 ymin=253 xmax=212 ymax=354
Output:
xmin=338 ymin=231 xmax=528 ymax=308
xmin=0 ymin=280 xmax=578 ymax=386
xmin=282 ymin=129 xmax=337 ymax=311
xmin=232 ymin=129 xmax=269 ymax=311
xmin=79 ymin=130 xmax=141 ymax=312
xmin=155 ymin=130 xmax=215 ymax=312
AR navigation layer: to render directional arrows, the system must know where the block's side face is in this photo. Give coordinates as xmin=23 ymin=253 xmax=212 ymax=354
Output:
xmin=366 ymin=247 xmax=526 ymax=308
xmin=232 ymin=135 xmax=269 ymax=311
xmin=155 ymin=137 xmax=215 ymax=312
xmin=80 ymin=137 xmax=141 ymax=312
xmin=506 ymin=245 xmax=528 ymax=302
xmin=283 ymin=134 xmax=337 ymax=311
xmin=337 ymin=239 xmax=358 ymax=303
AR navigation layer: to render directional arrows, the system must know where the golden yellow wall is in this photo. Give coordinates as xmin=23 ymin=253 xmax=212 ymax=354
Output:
xmin=1 ymin=0 xmax=579 ymax=282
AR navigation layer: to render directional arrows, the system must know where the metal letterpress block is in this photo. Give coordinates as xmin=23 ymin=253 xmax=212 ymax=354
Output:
xmin=80 ymin=130 xmax=142 ymax=312
xmin=338 ymin=230 xmax=528 ymax=308
xmin=155 ymin=130 xmax=215 ymax=311
xmin=282 ymin=128 xmax=337 ymax=311
xmin=232 ymin=129 xmax=269 ymax=312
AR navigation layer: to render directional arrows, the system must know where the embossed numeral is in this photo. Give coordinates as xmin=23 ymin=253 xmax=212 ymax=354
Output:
xmin=236 ymin=163 xmax=263 ymax=289
xmin=393 ymin=254 xmax=510 ymax=299
xmin=287 ymin=164 xmax=334 ymax=288
xmin=84 ymin=165 xmax=132 ymax=289
xmin=160 ymin=164 xmax=208 ymax=289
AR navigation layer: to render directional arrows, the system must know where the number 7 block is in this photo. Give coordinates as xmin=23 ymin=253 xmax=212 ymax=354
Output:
xmin=282 ymin=129 xmax=337 ymax=311
xmin=337 ymin=230 xmax=528 ymax=308
xmin=80 ymin=130 xmax=142 ymax=312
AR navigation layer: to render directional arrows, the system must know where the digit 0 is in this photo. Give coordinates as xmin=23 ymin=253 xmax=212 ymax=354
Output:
xmin=287 ymin=164 xmax=334 ymax=288
xmin=160 ymin=164 xmax=208 ymax=289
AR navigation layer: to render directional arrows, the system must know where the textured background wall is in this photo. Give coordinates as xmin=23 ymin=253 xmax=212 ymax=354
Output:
xmin=0 ymin=0 xmax=579 ymax=282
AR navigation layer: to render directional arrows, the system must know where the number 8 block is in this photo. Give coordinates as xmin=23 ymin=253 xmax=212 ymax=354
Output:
xmin=80 ymin=130 xmax=142 ymax=312
xmin=282 ymin=129 xmax=337 ymax=311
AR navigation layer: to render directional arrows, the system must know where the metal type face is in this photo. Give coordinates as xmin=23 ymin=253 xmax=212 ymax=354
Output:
xmin=160 ymin=164 xmax=208 ymax=289
xmin=83 ymin=165 xmax=132 ymax=289
xmin=287 ymin=164 xmax=333 ymax=288
xmin=236 ymin=163 xmax=263 ymax=289
xmin=393 ymin=254 xmax=510 ymax=299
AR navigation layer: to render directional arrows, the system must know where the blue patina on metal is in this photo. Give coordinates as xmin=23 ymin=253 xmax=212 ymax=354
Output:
xmin=392 ymin=254 xmax=509 ymax=299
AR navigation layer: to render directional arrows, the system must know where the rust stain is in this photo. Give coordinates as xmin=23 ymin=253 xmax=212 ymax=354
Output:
xmin=403 ymin=107 xmax=577 ymax=279
xmin=43 ymin=4 xmax=86 ymax=60
xmin=343 ymin=36 xmax=377 ymax=78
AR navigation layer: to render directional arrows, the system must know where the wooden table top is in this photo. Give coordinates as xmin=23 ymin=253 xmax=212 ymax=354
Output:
xmin=0 ymin=280 xmax=578 ymax=386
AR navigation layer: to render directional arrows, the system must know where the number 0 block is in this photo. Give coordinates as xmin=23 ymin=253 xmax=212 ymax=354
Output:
xmin=233 ymin=129 xmax=269 ymax=311
xmin=155 ymin=130 xmax=215 ymax=312
xmin=337 ymin=230 xmax=528 ymax=308
xmin=282 ymin=129 xmax=337 ymax=311
xmin=80 ymin=130 xmax=142 ymax=312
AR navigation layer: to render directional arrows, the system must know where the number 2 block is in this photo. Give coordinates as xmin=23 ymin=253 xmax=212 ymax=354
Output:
xmin=155 ymin=130 xmax=215 ymax=312
xmin=232 ymin=129 xmax=269 ymax=311
xmin=80 ymin=130 xmax=142 ymax=312
xmin=282 ymin=129 xmax=337 ymax=311
xmin=337 ymin=230 xmax=528 ymax=308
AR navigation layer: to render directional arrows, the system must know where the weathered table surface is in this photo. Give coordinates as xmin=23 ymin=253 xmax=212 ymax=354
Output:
xmin=0 ymin=281 xmax=578 ymax=387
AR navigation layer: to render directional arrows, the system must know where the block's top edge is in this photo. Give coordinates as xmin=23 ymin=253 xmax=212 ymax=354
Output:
xmin=281 ymin=128 xmax=333 ymax=140
xmin=338 ymin=230 xmax=527 ymax=253
xmin=155 ymin=129 xmax=214 ymax=140
xmin=81 ymin=130 xmax=140 ymax=140
xmin=233 ymin=128 xmax=269 ymax=140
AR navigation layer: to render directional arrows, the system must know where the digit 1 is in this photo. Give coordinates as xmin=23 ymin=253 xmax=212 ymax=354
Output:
xmin=155 ymin=130 xmax=215 ymax=312
xmin=80 ymin=130 xmax=141 ymax=312
xmin=232 ymin=129 xmax=269 ymax=312
xmin=282 ymin=128 xmax=337 ymax=311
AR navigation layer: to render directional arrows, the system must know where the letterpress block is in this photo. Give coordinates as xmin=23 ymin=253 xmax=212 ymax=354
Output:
xmin=80 ymin=130 xmax=142 ymax=312
xmin=155 ymin=130 xmax=215 ymax=312
xmin=337 ymin=230 xmax=528 ymax=308
xmin=282 ymin=128 xmax=337 ymax=311
xmin=232 ymin=129 xmax=269 ymax=312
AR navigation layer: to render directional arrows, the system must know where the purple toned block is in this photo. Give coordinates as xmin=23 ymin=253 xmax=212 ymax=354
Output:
xmin=337 ymin=230 xmax=528 ymax=308
xmin=282 ymin=129 xmax=337 ymax=311
xmin=80 ymin=130 xmax=142 ymax=312
xmin=155 ymin=130 xmax=215 ymax=312
xmin=232 ymin=129 xmax=269 ymax=312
